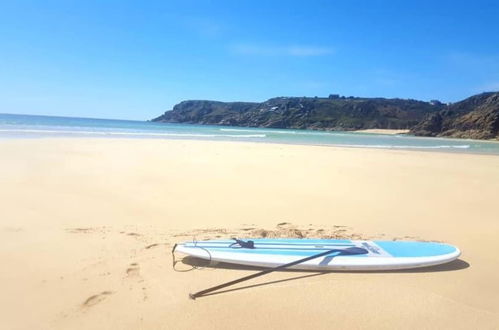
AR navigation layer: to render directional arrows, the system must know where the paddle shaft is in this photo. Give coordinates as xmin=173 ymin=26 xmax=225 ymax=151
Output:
xmin=189 ymin=249 xmax=342 ymax=299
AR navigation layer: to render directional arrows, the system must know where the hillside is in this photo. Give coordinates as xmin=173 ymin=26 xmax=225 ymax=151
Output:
xmin=152 ymin=92 xmax=499 ymax=139
xmin=152 ymin=96 xmax=443 ymax=131
xmin=411 ymin=92 xmax=499 ymax=139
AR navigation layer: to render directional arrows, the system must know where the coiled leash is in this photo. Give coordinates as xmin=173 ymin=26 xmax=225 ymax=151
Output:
xmin=171 ymin=238 xmax=213 ymax=272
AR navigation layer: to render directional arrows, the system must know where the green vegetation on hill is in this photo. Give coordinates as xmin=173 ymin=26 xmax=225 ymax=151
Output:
xmin=152 ymin=92 xmax=499 ymax=140
xmin=153 ymin=96 xmax=443 ymax=131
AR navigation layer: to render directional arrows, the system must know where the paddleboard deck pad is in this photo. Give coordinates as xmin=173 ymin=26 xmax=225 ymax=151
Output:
xmin=175 ymin=238 xmax=460 ymax=270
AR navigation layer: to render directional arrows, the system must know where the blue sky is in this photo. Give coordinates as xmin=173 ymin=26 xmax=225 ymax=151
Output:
xmin=1 ymin=0 xmax=498 ymax=120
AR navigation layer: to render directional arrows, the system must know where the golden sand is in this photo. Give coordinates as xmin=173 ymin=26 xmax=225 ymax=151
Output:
xmin=353 ymin=129 xmax=410 ymax=134
xmin=1 ymin=138 xmax=498 ymax=329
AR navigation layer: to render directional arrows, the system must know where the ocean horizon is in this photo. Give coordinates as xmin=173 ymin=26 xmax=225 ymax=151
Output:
xmin=1 ymin=112 xmax=499 ymax=155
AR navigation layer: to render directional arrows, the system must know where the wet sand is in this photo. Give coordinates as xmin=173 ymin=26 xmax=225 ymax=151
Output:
xmin=354 ymin=129 xmax=410 ymax=134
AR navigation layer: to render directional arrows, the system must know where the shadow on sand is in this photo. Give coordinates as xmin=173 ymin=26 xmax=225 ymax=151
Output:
xmin=178 ymin=256 xmax=470 ymax=298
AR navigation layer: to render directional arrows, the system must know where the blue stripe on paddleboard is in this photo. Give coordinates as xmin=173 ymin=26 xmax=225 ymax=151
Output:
xmin=374 ymin=241 xmax=457 ymax=257
xmin=181 ymin=247 xmax=369 ymax=257
xmin=203 ymin=239 xmax=353 ymax=244
xmin=184 ymin=242 xmax=355 ymax=247
xmin=184 ymin=239 xmax=354 ymax=246
xmin=183 ymin=245 xmax=356 ymax=251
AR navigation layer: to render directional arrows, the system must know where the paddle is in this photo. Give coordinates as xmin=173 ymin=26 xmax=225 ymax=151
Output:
xmin=188 ymin=246 xmax=368 ymax=299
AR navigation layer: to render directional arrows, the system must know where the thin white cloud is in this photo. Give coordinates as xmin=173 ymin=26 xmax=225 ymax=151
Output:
xmin=231 ymin=44 xmax=334 ymax=57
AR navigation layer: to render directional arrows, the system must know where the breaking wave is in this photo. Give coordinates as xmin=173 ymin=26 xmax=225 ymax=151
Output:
xmin=329 ymin=144 xmax=471 ymax=149
xmin=0 ymin=129 xmax=266 ymax=138
xmin=220 ymin=128 xmax=349 ymax=136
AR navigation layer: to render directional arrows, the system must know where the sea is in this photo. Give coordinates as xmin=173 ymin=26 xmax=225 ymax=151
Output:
xmin=1 ymin=113 xmax=499 ymax=155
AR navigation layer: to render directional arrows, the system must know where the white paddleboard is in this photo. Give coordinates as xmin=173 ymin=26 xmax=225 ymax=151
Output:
xmin=175 ymin=238 xmax=460 ymax=271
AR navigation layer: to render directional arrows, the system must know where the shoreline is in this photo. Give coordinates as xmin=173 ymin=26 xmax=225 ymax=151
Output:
xmin=1 ymin=135 xmax=498 ymax=157
xmin=353 ymin=128 xmax=410 ymax=135
xmin=2 ymin=112 xmax=499 ymax=156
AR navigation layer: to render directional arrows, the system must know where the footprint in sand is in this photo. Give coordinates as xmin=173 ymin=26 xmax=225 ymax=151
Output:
xmin=126 ymin=263 xmax=140 ymax=277
xmin=67 ymin=227 xmax=95 ymax=234
xmin=82 ymin=291 xmax=113 ymax=308
xmin=145 ymin=243 xmax=165 ymax=249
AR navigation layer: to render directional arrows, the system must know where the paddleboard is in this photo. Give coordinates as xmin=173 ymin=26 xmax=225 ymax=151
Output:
xmin=175 ymin=238 xmax=460 ymax=271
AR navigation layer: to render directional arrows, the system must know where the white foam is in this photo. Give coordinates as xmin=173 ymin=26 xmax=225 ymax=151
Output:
xmin=220 ymin=128 xmax=349 ymax=136
xmin=0 ymin=129 xmax=473 ymax=150
xmin=330 ymin=144 xmax=471 ymax=149
xmin=0 ymin=129 xmax=266 ymax=138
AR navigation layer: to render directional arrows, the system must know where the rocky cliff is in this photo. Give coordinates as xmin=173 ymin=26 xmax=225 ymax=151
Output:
xmin=410 ymin=92 xmax=499 ymax=139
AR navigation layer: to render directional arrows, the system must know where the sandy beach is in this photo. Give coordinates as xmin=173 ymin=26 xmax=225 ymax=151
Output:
xmin=1 ymin=138 xmax=499 ymax=330
xmin=353 ymin=129 xmax=410 ymax=135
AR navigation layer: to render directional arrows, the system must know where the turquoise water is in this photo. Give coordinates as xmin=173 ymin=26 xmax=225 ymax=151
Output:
xmin=1 ymin=113 xmax=499 ymax=155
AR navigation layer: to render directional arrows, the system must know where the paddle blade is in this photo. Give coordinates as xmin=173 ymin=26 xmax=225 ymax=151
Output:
xmin=338 ymin=247 xmax=369 ymax=255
